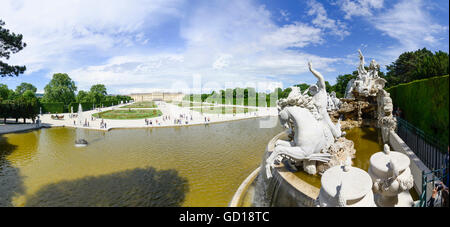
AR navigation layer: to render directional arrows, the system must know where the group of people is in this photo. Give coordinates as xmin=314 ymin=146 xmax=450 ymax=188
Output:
xmin=145 ymin=118 xmax=161 ymax=126
xmin=73 ymin=118 xmax=90 ymax=127
xmin=100 ymin=119 xmax=107 ymax=129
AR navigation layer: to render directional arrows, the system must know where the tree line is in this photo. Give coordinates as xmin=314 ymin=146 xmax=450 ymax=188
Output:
xmin=0 ymin=74 xmax=132 ymax=123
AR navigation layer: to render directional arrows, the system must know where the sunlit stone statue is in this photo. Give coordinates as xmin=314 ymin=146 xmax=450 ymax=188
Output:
xmin=327 ymin=91 xmax=341 ymax=111
xmin=318 ymin=158 xmax=376 ymax=207
xmin=265 ymin=62 xmax=348 ymax=178
xmin=369 ymin=144 xmax=414 ymax=207
xmin=345 ymin=50 xmax=387 ymax=98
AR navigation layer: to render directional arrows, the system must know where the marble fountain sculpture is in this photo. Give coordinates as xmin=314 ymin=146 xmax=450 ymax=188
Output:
xmin=318 ymin=158 xmax=376 ymax=207
xmin=344 ymin=50 xmax=386 ymax=99
xmin=243 ymin=51 xmax=410 ymax=207
xmin=265 ymin=62 xmax=356 ymax=177
xmin=369 ymin=144 xmax=414 ymax=207
xmin=332 ymin=50 xmax=396 ymax=143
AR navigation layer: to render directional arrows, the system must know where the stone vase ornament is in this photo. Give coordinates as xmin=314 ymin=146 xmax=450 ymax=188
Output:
xmin=318 ymin=160 xmax=376 ymax=207
xmin=368 ymin=144 xmax=414 ymax=207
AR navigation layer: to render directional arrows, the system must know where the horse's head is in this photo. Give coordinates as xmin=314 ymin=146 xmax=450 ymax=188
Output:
xmin=278 ymin=108 xmax=290 ymax=128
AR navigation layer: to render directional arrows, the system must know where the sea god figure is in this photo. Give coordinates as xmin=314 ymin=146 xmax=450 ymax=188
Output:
xmin=308 ymin=62 xmax=344 ymax=139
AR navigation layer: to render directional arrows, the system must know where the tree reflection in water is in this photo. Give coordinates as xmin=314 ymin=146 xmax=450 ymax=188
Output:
xmin=0 ymin=135 xmax=24 ymax=207
xmin=24 ymin=167 xmax=189 ymax=207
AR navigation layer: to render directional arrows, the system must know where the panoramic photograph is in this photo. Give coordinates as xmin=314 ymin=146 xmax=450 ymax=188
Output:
xmin=0 ymin=0 xmax=448 ymax=217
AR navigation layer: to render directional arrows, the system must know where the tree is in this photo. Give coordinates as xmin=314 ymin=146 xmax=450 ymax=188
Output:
xmin=43 ymin=73 xmax=77 ymax=105
xmin=76 ymin=90 xmax=92 ymax=103
xmin=333 ymin=73 xmax=357 ymax=98
xmin=89 ymin=84 xmax=107 ymax=104
xmin=22 ymin=90 xmax=35 ymax=101
xmin=0 ymin=83 xmax=11 ymax=101
xmin=0 ymin=20 xmax=27 ymax=77
xmin=383 ymin=48 xmax=448 ymax=87
xmin=15 ymin=82 xmax=37 ymax=95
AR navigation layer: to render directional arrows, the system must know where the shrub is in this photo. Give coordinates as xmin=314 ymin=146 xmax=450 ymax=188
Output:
xmin=387 ymin=75 xmax=449 ymax=145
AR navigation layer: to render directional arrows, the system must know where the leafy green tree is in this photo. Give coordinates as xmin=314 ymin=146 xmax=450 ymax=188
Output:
xmin=76 ymin=90 xmax=91 ymax=103
xmin=0 ymin=83 xmax=11 ymax=101
xmin=89 ymin=84 xmax=107 ymax=104
xmin=43 ymin=73 xmax=77 ymax=105
xmin=383 ymin=48 xmax=448 ymax=87
xmin=0 ymin=20 xmax=27 ymax=77
xmin=15 ymin=82 xmax=37 ymax=95
xmin=333 ymin=73 xmax=357 ymax=98
xmin=22 ymin=90 xmax=35 ymax=101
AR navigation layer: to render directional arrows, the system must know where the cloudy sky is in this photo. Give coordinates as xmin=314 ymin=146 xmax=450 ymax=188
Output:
xmin=1 ymin=0 xmax=448 ymax=94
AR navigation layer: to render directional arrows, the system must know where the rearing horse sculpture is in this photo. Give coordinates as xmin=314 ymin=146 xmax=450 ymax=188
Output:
xmin=265 ymin=62 xmax=344 ymax=178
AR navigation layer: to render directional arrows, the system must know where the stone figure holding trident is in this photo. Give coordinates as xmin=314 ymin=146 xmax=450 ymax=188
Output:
xmin=357 ymin=49 xmax=368 ymax=76
xmin=307 ymin=61 xmax=344 ymax=139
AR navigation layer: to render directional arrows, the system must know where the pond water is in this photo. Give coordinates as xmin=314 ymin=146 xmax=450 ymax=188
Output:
xmin=0 ymin=117 xmax=282 ymax=207
xmin=293 ymin=127 xmax=384 ymax=189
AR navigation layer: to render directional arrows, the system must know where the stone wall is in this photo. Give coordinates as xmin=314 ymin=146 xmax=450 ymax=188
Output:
xmin=389 ymin=130 xmax=434 ymax=201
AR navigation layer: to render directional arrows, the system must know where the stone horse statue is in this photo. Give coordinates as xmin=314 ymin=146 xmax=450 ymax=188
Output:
xmin=265 ymin=62 xmax=345 ymax=178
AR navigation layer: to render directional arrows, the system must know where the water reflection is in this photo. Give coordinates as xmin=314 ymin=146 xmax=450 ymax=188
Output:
xmin=0 ymin=135 xmax=23 ymax=207
xmin=24 ymin=167 xmax=188 ymax=207
xmin=1 ymin=118 xmax=282 ymax=206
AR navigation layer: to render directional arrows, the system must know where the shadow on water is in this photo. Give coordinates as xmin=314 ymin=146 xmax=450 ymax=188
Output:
xmin=0 ymin=134 xmax=24 ymax=207
xmin=24 ymin=167 xmax=189 ymax=207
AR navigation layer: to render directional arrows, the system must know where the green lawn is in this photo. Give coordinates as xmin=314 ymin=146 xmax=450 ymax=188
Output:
xmin=120 ymin=101 xmax=157 ymax=108
xmin=92 ymin=109 xmax=162 ymax=119
xmin=189 ymin=106 xmax=257 ymax=114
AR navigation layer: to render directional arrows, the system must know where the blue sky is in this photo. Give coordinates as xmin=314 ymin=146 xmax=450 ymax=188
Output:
xmin=1 ymin=0 xmax=448 ymax=94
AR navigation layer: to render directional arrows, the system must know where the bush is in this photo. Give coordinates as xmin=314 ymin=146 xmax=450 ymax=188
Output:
xmin=387 ymin=75 xmax=449 ymax=145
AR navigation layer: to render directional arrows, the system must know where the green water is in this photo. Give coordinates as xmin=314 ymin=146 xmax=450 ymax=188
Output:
xmin=0 ymin=118 xmax=282 ymax=207
xmin=294 ymin=127 xmax=384 ymax=189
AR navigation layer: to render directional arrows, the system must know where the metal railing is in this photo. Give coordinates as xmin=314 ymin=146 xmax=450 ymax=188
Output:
xmin=395 ymin=117 xmax=448 ymax=171
xmin=419 ymin=168 xmax=448 ymax=207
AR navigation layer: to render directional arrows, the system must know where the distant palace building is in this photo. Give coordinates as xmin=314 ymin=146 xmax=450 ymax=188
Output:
xmin=129 ymin=92 xmax=184 ymax=102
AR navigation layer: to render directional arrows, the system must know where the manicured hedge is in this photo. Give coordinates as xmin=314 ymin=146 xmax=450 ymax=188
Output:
xmin=69 ymin=102 xmax=95 ymax=113
xmin=0 ymin=101 xmax=39 ymax=122
xmin=100 ymin=101 xmax=117 ymax=107
xmin=40 ymin=102 xmax=65 ymax=114
xmin=387 ymin=75 xmax=449 ymax=145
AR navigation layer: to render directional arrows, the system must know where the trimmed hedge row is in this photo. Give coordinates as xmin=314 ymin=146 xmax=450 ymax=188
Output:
xmin=40 ymin=102 xmax=65 ymax=114
xmin=0 ymin=101 xmax=39 ymax=122
xmin=69 ymin=102 xmax=95 ymax=113
xmin=39 ymin=101 xmax=124 ymax=114
xmin=387 ymin=75 xmax=449 ymax=145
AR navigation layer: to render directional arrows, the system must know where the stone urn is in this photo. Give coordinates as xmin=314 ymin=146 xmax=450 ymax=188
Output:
xmin=318 ymin=162 xmax=376 ymax=207
xmin=368 ymin=144 xmax=414 ymax=207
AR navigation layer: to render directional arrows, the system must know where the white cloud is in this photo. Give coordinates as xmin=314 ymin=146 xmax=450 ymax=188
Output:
xmin=279 ymin=10 xmax=291 ymax=22
xmin=1 ymin=0 xmax=183 ymax=74
xmin=339 ymin=0 xmax=384 ymax=19
xmin=2 ymin=0 xmax=345 ymax=94
xmin=371 ymin=0 xmax=448 ymax=57
xmin=307 ymin=0 xmax=350 ymax=39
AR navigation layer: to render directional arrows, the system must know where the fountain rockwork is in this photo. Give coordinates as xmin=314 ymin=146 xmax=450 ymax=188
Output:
xmin=249 ymin=51 xmax=407 ymax=207
xmin=330 ymin=50 xmax=396 ymax=143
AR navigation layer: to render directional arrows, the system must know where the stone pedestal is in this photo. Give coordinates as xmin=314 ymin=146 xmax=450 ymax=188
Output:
xmin=318 ymin=164 xmax=376 ymax=207
xmin=369 ymin=145 xmax=414 ymax=207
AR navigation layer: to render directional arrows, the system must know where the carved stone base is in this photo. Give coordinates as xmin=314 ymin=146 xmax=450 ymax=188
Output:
xmin=316 ymin=137 xmax=356 ymax=174
xmin=374 ymin=191 xmax=414 ymax=207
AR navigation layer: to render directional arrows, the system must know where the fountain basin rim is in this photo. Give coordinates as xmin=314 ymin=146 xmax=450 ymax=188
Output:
xmin=266 ymin=130 xmax=321 ymax=200
xmin=229 ymin=167 xmax=260 ymax=207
